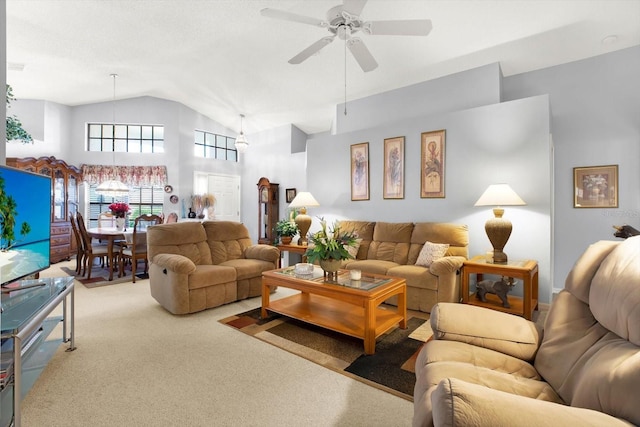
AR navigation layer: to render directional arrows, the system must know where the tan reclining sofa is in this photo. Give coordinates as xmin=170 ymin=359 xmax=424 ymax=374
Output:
xmin=338 ymin=221 xmax=469 ymax=313
xmin=147 ymin=221 xmax=280 ymax=314
xmin=413 ymin=236 xmax=640 ymax=427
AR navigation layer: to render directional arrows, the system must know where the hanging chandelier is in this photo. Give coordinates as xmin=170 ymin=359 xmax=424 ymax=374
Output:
xmin=234 ymin=114 xmax=249 ymax=153
xmin=96 ymin=74 xmax=129 ymax=197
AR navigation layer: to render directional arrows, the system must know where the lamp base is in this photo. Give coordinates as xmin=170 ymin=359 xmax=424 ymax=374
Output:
xmin=295 ymin=212 xmax=312 ymax=247
xmin=492 ymin=249 xmax=508 ymax=264
xmin=485 ymin=209 xmax=512 ymax=265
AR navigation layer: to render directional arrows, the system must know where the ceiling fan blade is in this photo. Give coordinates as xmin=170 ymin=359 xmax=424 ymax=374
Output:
xmin=347 ymin=37 xmax=378 ymax=72
xmin=342 ymin=0 xmax=368 ymax=17
xmin=261 ymin=8 xmax=327 ymax=28
xmin=289 ymin=36 xmax=336 ymax=64
xmin=365 ymin=19 xmax=433 ymax=36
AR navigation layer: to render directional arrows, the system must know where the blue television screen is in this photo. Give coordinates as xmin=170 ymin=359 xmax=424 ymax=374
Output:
xmin=0 ymin=164 xmax=51 ymax=286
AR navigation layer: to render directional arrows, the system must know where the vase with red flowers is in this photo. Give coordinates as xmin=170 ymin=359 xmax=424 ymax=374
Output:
xmin=109 ymin=202 xmax=130 ymax=231
xmin=109 ymin=202 xmax=130 ymax=218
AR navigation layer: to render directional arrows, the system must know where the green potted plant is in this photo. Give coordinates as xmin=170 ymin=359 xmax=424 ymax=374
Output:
xmin=305 ymin=217 xmax=359 ymax=278
xmin=275 ymin=219 xmax=299 ymax=244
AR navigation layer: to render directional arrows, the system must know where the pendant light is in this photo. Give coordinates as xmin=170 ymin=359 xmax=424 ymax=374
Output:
xmin=234 ymin=114 xmax=249 ymax=153
xmin=96 ymin=74 xmax=129 ymax=197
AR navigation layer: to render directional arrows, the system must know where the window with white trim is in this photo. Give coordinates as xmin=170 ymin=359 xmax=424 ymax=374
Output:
xmin=88 ymin=185 xmax=164 ymax=228
xmin=88 ymin=123 xmax=165 ymax=153
xmin=194 ymin=130 xmax=237 ymax=161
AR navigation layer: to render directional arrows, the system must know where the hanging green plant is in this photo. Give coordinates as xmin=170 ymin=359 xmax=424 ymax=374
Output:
xmin=6 ymin=84 xmax=33 ymax=144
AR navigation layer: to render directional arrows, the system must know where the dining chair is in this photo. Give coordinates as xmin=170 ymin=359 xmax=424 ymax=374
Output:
xmin=119 ymin=214 xmax=164 ymax=282
xmin=69 ymin=212 xmax=85 ymax=274
xmin=98 ymin=211 xmax=117 ymax=228
xmin=76 ymin=211 xmax=110 ymax=279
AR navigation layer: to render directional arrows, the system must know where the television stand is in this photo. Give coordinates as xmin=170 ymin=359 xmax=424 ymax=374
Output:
xmin=0 ymin=277 xmax=75 ymax=427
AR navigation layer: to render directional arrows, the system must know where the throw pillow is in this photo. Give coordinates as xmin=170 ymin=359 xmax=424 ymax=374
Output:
xmin=416 ymin=241 xmax=450 ymax=267
xmin=346 ymin=238 xmax=363 ymax=259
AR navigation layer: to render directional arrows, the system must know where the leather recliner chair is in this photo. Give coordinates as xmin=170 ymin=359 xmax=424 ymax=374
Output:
xmin=413 ymin=236 xmax=640 ymax=426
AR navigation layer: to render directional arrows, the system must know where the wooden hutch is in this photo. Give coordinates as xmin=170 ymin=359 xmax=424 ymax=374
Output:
xmin=257 ymin=177 xmax=279 ymax=244
xmin=6 ymin=156 xmax=82 ymax=263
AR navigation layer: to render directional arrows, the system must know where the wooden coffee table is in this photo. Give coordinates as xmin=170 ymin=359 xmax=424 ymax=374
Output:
xmin=262 ymin=266 xmax=407 ymax=354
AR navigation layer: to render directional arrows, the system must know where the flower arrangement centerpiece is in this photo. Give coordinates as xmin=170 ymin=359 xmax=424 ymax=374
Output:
xmin=305 ymin=217 xmax=359 ymax=279
xmin=108 ymin=202 xmax=130 ymax=218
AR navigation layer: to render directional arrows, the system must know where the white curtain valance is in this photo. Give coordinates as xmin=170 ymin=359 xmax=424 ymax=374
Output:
xmin=81 ymin=164 xmax=168 ymax=187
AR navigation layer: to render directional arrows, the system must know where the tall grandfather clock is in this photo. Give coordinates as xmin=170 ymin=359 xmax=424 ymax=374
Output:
xmin=257 ymin=177 xmax=279 ymax=244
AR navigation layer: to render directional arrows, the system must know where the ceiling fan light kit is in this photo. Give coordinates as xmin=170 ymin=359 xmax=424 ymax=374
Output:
xmin=261 ymin=0 xmax=432 ymax=73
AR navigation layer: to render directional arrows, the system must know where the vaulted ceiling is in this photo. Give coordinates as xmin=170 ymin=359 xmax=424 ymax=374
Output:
xmin=6 ymin=0 xmax=640 ymax=135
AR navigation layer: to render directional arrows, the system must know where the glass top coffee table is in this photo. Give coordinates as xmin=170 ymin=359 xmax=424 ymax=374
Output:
xmin=261 ymin=266 xmax=407 ymax=354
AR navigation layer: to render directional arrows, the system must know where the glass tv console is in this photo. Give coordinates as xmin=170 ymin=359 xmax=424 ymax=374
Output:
xmin=1 ymin=277 xmax=76 ymax=427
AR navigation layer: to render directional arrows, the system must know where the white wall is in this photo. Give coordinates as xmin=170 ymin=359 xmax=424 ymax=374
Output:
xmin=240 ymin=123 xmax=307 ymax=241
xmin=6 ymin=46 xmax=638 ymax=303
xmin=6 ymin=96 xmax=240 ymax=217
xmin=5 ymin=100 xmax=69 ymax=157
xmin=334 ymin=63 xmax=503 ymax=134
xmin=1 ymin=0 xmax=5 ymax=161
xmin=308 ymin=95 xmax=552 ymax=303
xmin=503 ymin=46 xmax=640 ymax=291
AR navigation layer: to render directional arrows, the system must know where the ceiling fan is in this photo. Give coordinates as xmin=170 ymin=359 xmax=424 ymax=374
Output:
xmin=261 ymin=0 xmax=432 ymax=72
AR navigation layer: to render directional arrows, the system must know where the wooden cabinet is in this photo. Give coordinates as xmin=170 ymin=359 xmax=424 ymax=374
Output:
xmin=257 ymin=177 xmax=279 ymax=244
xmin=6 ymin=156 xmax=82 ymax=263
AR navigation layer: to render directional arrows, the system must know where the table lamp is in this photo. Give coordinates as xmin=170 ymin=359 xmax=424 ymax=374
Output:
xmin=474 ymin=184 xmax=526 ymax=264
xmin=288 ymin=191 xmax=320 ymax=246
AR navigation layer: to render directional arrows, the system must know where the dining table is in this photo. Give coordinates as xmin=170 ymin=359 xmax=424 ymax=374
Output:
xmin=86 ymin=227 xmax=137 ymax=281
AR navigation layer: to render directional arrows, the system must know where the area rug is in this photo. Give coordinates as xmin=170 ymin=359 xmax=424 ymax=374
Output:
xmin=219 ymin=308 xmax=431 ymax=400
xmin=60 ymin=266 xmax=148 ymax=288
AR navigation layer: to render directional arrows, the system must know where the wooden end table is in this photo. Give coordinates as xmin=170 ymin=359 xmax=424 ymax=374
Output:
xmin=276 ymin=243 xmax=308 ymax=267
xmin=461 ymin=257 xmax=539 ymax=320
xmin=262 ymin=267 xmax=407 ymax=354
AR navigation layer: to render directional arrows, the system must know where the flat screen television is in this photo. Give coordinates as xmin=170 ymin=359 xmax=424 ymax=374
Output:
xmin=0 ymin=164 xmax=51 ymax=286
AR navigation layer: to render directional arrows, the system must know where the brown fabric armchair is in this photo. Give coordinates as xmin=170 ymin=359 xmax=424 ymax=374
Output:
xmin=413 ymin=236 xmax=640 ymax=427
xmin=147 ymin=221 xmax=280 ymax=314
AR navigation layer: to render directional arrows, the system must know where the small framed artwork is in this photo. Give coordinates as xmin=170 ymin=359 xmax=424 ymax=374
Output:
xmin=350 ymin=142 xmax=369 ymax=201
xmin=383 ymin=136 xmax=405 ymax=199
xmin=286 ymin=188 xmax=297 ymax=203
xmin=573 ymin=165 xmax=618 ymax=208
xmin=420 ymin=130 xmax=446 ymax=198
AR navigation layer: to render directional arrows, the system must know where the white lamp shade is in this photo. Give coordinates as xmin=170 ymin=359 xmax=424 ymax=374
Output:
xmin=474 ymin=184 xmax=526 ymax=207
xmin=96 ymin=179 xmax=130 ymax=197
xmin=288 ymin=192 xmax=320 ymax=209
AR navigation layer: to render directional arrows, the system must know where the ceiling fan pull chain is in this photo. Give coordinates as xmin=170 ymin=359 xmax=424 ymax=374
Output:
xmin=344 ymin=33 xmax=348 ymax=116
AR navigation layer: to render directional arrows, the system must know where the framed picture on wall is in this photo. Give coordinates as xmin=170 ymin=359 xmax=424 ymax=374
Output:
xmin=285 ymin=188 xmax=297 ymax=203
xmin=420 ymin=129 xmax=446 ymax=198
xmin=573 ymin=164 xmax=618 ymax=208
xmin=383 ymin=136 xmax=405 ymax=199
xmin=350 ymin=142 xmax=370 ymax=201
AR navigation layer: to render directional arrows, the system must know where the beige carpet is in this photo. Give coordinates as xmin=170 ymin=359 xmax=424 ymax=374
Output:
xmin=220 ymin=308 xmax=430 ymax=400
xmin=19 ymin=260 xmax=414 ymax=427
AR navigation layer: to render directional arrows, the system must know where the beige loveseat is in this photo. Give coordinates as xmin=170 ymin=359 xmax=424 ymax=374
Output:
xmin=413 ymin=236 xmax=640 ymax=427
xmin=338 ymin=221 xmax=469 ymax=313
xmin=147 ymin=221 xmax=280 ymax=314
